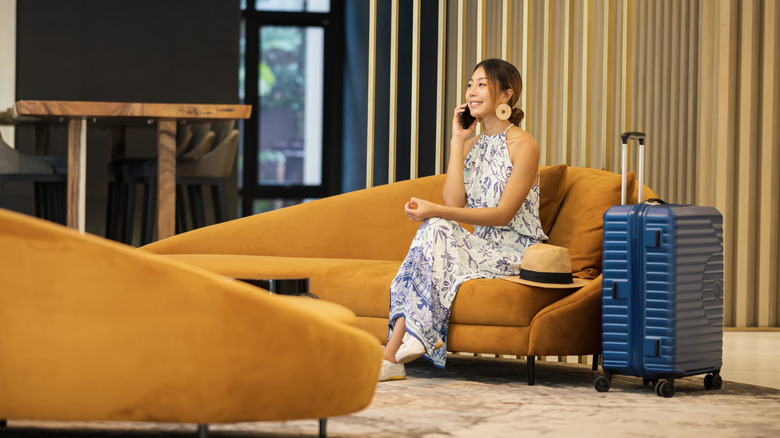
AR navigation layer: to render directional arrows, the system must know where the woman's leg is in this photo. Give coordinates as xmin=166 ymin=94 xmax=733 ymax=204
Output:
xmin=382 ymin=317 xmax=406 ymax=363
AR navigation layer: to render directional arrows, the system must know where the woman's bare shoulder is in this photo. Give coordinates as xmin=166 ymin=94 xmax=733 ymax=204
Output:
xmin=505 ymin=126 xmax=539 ymax=156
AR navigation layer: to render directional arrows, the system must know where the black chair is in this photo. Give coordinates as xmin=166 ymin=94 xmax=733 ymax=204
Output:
xmin=105 ymin=122 xmax=238 ymax=245
xmin=0 ymin=133 xmax=66 ymax=224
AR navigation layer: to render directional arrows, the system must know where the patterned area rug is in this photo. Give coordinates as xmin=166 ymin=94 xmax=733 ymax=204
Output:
xmin=5 ymin=355 xmax=780 ymax=437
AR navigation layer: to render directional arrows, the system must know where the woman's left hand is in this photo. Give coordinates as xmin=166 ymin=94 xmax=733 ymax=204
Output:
xmin=404 ymin=197 xmax=437 ymax=221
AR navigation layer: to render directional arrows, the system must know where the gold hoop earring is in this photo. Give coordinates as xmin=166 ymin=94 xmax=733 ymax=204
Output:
xmin=496 ymin=103 xmax=511 ymax=121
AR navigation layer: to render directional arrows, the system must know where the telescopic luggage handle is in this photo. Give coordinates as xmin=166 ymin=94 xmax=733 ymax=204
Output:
xmin=620 ymin=131 xmax=646 ymax=205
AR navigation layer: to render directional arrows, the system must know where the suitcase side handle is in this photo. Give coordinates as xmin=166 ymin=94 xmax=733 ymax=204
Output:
xmin=620 ymin=131 xmax=647 ymax=204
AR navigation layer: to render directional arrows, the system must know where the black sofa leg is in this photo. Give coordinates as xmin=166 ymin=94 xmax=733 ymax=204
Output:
xmin=526 ymin=356 xmax=535 ymax=385
xmin=197 ymin=424 xmax=208 ymax=438
xmin=319 ymin=418 xmax=327 ymax=437
xmin=1 ymin=419 xmax=7 ymax=427
xmin=592 ymin=354 xmax=600 ymax=371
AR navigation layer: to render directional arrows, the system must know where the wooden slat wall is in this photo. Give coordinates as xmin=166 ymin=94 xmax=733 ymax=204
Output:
xmin=365 ymin=0 xmax=780 ymax=327
xmin=696 ymin=0 xmax=780 ymax=327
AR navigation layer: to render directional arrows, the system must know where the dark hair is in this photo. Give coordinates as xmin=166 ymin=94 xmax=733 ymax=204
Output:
xmin=473 ymin=59 xmax=525 ymax=124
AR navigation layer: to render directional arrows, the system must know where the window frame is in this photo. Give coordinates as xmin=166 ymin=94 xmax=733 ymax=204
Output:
xmin=240 ymin=1 xmax=344 ymax=216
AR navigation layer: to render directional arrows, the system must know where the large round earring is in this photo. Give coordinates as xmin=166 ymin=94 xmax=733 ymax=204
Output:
xmin=496 ymin=103 xmax=511 ymax=120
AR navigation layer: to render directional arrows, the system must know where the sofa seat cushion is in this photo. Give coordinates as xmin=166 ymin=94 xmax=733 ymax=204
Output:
xmin=160 ymin=254 xmax=579 ymax=329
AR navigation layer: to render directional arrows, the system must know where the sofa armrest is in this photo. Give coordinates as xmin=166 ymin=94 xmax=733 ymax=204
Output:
xmin=0 ymin=208 xmax=383 ymax=424
xmin=527 ymin=274 xmax=602 ymax=356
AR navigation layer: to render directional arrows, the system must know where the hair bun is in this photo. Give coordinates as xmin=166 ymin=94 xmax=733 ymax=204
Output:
xmin=509 ymin=107 xmax=525 ymax=125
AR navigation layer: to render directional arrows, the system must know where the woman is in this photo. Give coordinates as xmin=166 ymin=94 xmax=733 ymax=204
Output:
xmin=379 ymin=59 xmax=547 ymax=381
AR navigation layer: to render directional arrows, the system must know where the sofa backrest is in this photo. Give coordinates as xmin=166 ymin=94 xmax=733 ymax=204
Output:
xmin=545 ymin=166 xmax=656 ymax=279
xmin=143 ymin=174 xmax=451 ymax=261
xmin=142 ymin=166 xmax=655 ymax=265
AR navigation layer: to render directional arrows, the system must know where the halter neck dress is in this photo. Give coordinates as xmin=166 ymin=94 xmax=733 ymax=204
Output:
xmin=388 ymin=124 xmax=548 ymax=368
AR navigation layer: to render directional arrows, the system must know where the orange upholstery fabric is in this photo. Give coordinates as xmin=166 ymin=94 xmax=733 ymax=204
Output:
xmin=161 ymin=254 xmax=577 ymax=327
xmin=142 ymin=175 xmax=452 ymax=261
xmin=546 ymin=170 xmax=635 ymax=279
xmin=0 ymin=208 xmax=381 ymax=425
xmin=538 ymin=164 xmax=568 ymax=234
xmin=143 ymin=166 xmax=658 ymax=372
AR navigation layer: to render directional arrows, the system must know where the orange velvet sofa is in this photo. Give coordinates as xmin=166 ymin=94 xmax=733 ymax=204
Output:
xmin=0 ymin=208 xmax=381 ymax=434
xmin=142 ymin=165 xmax=656 ymax=384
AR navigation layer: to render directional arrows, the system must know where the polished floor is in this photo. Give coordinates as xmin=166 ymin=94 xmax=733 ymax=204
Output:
xmin=721 ymin=330 xmax=780 ymax=390
xmin=540 ymin=330 xmax=780 ymax=390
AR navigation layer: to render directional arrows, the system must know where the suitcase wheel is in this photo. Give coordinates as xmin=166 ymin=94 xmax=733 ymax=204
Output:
xmin=594 ymin=375 xmax=611 ymax=392
xmin=655 ymin=379 xmax=675 ymax=398
xmin=704 ymin=373 xmax=723 ymax=390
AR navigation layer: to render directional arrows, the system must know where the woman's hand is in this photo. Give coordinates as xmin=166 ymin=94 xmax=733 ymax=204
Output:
xmin=404 ymin=197 xmax=438 ymax=222
xmin=452 ymin=103 xmax=476 ymax=140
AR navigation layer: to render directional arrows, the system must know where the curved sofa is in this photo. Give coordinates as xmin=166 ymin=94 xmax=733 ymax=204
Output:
xmin=142 ymin=165 xmax=656 ymax=384
xmin=0 ymin=208 xmax=381 ymax=429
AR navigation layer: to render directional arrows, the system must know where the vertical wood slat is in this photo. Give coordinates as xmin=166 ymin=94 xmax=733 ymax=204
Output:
xmin=561 ymin=0 xmax=571 ymax=166
xmin=365 ymin=0 xmax=377 ymax=188
xmin=632 ymin=0 xmax=646 ymax=173
xmin=735 ymin=0 xmax=761 ymax=327
xmin=477 ymin=0 xmax=486 ymax=65
xmin=604 ymin=0 xmax=615 ymax=171
xmin=758 ymin=0 xmax=780 ymax=327
xmin=658 ymin=0 xmax=671 ymax=198
xmin=668 ymin=0 xmax=681 ymax=203
xmin=673 ymin=0 xmax=694 ymax=203
xmin=624 ymin=0 xmax=633 ymax=147
xmin=502 ymin=0 xmax=512 ymax=61
xmin=435 ymin=0 xmax=447 ymax=175
xmin=540 ymin=0 xmax=551 ymax=164
xmin=686 ymin=0 xmax=698 ymax=204
xmin=619 ymin=0 xmax=629 ymax=166
xmin=456 ymin=0 xmax=466 ymax=119
xmin=571 ymin=0 xmax=588 ymax=167
xmin=410 ymin=0 xmax=421 ymax=180
xmin=388 ymin=0 xmax=399 ymax=184
xmin=649 ymin=1 xmax=661 ymax=192
xmin=521 ymin=0 xmax=530 ymax=131
xmin=585 ymin=0 xmax=594 ymax=168
xmin=595 ymin=0 xmax=608 ymax=169
xmin=66 ymin=118 xmax=86 ymax=233
xmin=698 ymin=0 xmax=714 ymax=208
xmin=715 ymin=0 xmax=739 ymax=326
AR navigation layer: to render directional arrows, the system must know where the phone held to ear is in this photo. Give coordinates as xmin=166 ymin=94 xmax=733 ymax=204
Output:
xmin=459 ymin=105 xmax=476 ymax=130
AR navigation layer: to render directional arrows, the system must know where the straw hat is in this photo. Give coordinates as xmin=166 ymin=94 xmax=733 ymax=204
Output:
xmin=503 ymin=243 xmax=590 ymax=288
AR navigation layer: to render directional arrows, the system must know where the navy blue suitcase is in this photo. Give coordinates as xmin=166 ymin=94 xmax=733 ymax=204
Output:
xmin=594 ymin=132 xmax=725 ymax=398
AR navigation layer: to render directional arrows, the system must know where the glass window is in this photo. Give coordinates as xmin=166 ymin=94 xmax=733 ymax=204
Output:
xmin=258 ymin=26 xmax=324 ymax=187
xmin=239 ymin=1 xmax=341 ymax=218
xmin=255 ymin=0 xmax=330 ymax=13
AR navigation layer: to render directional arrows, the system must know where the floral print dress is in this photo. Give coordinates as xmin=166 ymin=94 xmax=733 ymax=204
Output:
xmin=388 ymin=125 xmax=547 ymax=368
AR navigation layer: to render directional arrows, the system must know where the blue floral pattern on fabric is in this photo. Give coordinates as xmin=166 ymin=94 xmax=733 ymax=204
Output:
xmin=389 ymin=126 xmax=548 ymax=368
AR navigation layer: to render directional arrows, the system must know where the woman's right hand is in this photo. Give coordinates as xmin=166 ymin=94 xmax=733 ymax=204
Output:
xmin=452 ymin=103 xmax=476 ymax=139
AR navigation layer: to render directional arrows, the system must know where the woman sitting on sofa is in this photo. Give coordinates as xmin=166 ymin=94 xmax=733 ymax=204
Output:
xmin=379 ymin=59 xmax=547 ymax=381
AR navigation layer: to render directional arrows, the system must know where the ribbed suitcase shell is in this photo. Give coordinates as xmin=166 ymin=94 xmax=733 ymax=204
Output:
xmin=601 ymin=203 xmax=724 ymax=380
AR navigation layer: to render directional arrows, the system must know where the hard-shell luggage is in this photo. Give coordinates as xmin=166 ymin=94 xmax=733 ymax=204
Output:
xmin=594 ymin=132 xmax=725 ymax=398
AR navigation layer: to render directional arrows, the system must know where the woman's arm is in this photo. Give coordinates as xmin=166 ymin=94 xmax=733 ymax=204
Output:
xmin=442 ymin=104 xmax=477 ymax=207
xmin=406 ymin=129 xmax=540 ymax=227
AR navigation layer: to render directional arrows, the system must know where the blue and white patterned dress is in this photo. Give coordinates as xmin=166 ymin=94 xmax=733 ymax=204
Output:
xmin=388 ymin=125 xmax=547 ymax=368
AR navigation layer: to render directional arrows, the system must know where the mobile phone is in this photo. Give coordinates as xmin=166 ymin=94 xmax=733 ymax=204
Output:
xmin=459 ymin=105 xmax=476 ymax=130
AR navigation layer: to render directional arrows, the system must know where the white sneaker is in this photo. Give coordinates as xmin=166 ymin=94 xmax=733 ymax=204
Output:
xmin=378 ymin=360 xmax=406 ymax=381
xmin=395 ymin=333 xmax=426 ymax=364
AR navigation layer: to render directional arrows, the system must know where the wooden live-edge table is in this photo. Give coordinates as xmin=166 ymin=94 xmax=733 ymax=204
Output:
xmin=7 ymin=100 xmax=252 ymax=240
